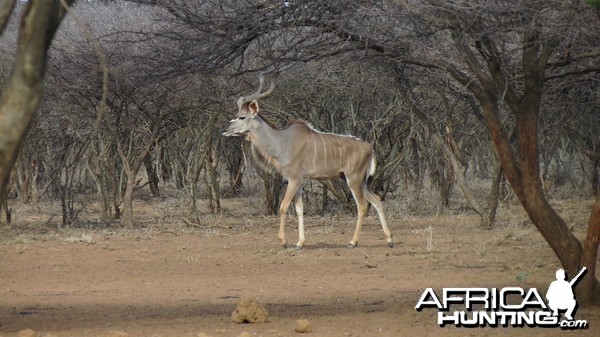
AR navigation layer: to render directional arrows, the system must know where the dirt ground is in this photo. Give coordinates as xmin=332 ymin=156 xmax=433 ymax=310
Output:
xmin=0 ymin=195 xmax=599 ymax=337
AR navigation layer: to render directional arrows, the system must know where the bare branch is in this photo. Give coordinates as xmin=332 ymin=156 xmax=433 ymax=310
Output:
xmin=0 ymin=0 xmax=16 ymax=35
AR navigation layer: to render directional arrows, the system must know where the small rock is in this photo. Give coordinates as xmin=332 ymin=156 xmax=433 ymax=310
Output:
xmin=106 ymin=331 xmax=129 ymax=337
xmin=231 ymin=298 xmax=269 ymax=323
xmin=18 ymin=330 xmax=37 ymax=337
xmin=237 ymin=332 xmax=252 ymax=337
xmin=295 ymin=319 xmax=311 ymax=333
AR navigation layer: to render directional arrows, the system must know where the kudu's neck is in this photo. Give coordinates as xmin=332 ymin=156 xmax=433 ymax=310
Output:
xmin=248 ymin=115 xmax=284 ymax=159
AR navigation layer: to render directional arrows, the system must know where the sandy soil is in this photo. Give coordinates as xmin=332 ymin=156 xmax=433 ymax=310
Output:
xmin=0 ymin=196 xmax=599 ymax=337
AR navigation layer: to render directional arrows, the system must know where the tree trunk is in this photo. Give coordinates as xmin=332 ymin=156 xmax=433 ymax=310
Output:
xmin=579 ymin=193 xmax=600 ymax=304
xmin=393 ymin=0 xmax=600 ymax=305
xmin=0 ymin=0 xmax=74 ymax=194
xmin=16 ymin=161 xmax=31 ymax=203
xmin=444 ymin=28 xmax=600 ymax=303
xmin=515 ymin=60 xmax=586 ymax=280
xmin=584 ymin=151 xmax=600 ymax=196
xmin=85 ymin=157 xmax=112 ymax=219
xmin=322 ymin=183 xmax=329 ymax=213
xmin=0 ymin=169 xmax=16 ymax=225
xmin=204 ymin=143 xmax=221 ymax=214
xmin=0 ymin=191 xmax=10 ymax=225
xmin=257 ymin=168 xmax=282 ymax=215
xmin=319 ymin=179 xmax=355 ymax=214
xmin=60 ymin=185 xmax=68 ymax=228
xmin=112 ymin=112 xmax=161 ymax=227
xmin=143 ymin=152 xmax=160 ymax=197
xmin=189 ymin=158 xmax=203 ymax=225
xmin=484 ymin=157 xmax=502 ymax=228
xmin=227 ymin=148 xmax=244 ymax=196
xmin=401 ymin=86 xmax=494 ymax=227
xmin=121 ymin=175 xmax=135 ymax=228
xmin=437 ymin=159 xmax=454 ymax=215
xmin=110 ymin=159 xmax=121 ymax=219
xmin=478 ymin=98 xmax=599 ymax=304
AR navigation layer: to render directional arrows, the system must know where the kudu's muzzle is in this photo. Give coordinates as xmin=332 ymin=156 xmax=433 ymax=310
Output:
xmin=222 ymin=120 xmax=242 ymax=137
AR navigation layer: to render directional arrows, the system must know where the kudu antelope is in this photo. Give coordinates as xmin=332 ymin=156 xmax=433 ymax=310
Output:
xmin=223 ymin=74 xmax=394 ymax=249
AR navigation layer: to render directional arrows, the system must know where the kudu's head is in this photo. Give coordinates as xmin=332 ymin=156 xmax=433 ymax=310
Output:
xmin=222 ymin=73 xmax=277 ymax=137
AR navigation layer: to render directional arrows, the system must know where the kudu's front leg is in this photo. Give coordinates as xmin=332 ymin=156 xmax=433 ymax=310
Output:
xmin=293 ymin=189 xmax=305 ymax=248
xmin=278 ymin=179 xmax=301 ymax=248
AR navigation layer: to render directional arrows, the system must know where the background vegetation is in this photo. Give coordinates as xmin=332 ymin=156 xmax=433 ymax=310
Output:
xmin=0 ymin=0 xmax=599 ymax=303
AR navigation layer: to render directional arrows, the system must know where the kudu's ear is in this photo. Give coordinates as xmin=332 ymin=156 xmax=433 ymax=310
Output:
xmin=249 ymin=100 xmax=259 ymax=115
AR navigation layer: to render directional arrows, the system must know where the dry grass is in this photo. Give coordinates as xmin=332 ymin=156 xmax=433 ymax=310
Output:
xmin=0 ymin=178 xmax=595 ymax=250
xmin=62 ymin=233 xmax=96 ymax=244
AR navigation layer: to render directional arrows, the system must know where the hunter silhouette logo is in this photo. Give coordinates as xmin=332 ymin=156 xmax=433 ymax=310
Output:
xmin=546 ymin=267 xmax=586 ymax=321
xmin=415 ymin=267 xmax=589 ymax=329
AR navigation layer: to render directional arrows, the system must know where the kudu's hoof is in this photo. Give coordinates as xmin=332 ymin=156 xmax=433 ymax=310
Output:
xmin=347 ymin=242 xmax=358 ymax=249
xmin=282 ymin=243 xmax=303 ymax=251
xmin=387 ymin=241 xmax=395 ymax=248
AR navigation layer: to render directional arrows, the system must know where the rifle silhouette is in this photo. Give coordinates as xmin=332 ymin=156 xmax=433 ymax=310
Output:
xmin=569 ymin=267 xmax=587 ymax=287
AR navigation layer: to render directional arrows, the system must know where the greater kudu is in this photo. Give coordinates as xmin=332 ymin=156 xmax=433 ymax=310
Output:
xmin=223 ymin=74 xmax=394 ymax=249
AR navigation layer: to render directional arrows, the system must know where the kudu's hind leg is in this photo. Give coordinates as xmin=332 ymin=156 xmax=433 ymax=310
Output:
xmin=363 ymin=185 xmax=394 ymax=247
xmin=348 ymin=181 xmax=369 ymax=248
xmin=278 ymin=179 xmax=301 ymax=248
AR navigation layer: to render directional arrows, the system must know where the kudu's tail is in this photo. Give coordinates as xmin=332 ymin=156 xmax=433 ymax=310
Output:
xmin=368 ymin=155 xmax=377 ymax=178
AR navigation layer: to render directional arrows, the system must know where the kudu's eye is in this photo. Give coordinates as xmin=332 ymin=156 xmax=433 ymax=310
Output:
xmin=238 ymin=116 xmax=246 ymax=120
